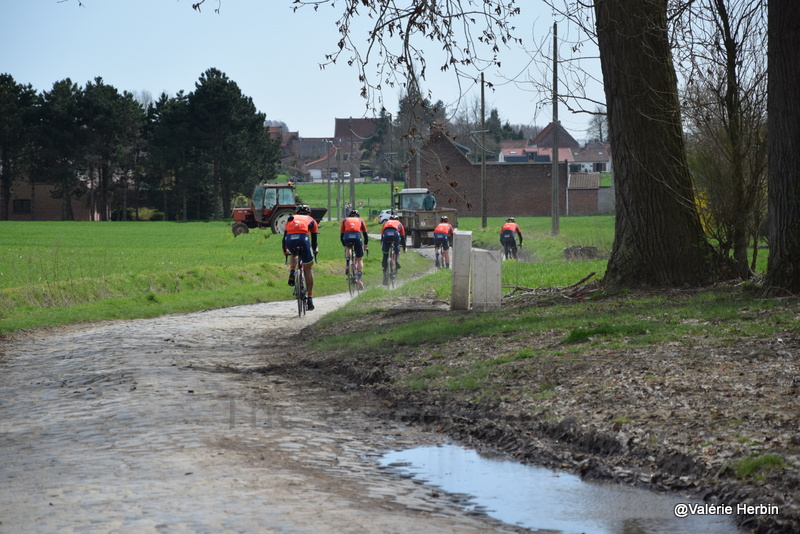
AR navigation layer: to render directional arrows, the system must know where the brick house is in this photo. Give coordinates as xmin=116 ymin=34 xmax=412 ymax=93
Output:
xmin=407 ymin=128 xmax=572 ymax=218
xmin=301 ymin=118 xmax=377 ymax=180
xmin=6 ymin=176 xmax=93 ymax=221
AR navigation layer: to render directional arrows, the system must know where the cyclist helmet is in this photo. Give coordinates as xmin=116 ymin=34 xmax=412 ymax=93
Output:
xmin=295 ymin=204 xmax=311 ymax=215
xmin=506 ymin=217 xmax=515 ymax=222
xmin=440 ymin=216 xmax=449 ymax=222
xmin=389 ymin=214 xmax=400 ymax=220
xmin=349 ymin=210 xmax=360 ymax=217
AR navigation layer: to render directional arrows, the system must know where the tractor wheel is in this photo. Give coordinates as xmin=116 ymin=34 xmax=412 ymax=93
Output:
xmin=412 ymin=230 xmax=422 ymax=249
xmin=271 ymin=210 xmax=293 ymax=234
xmin=232 ymin=222 xmax=249 ymax=236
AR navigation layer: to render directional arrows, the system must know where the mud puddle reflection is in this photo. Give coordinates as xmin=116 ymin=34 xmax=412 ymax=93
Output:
xmin=380 ymin=444 xmax=742 ymax=533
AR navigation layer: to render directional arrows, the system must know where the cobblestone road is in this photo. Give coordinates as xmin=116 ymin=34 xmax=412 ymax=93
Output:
xmin=0 ymin=295 xmax=525 ymax=533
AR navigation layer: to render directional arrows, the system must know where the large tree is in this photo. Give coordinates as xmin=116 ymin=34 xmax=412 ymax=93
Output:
xmin=81 ymin=77 xmax=145 ymax=221
xmin=0 ymin=74 xmax=37 ymax=220
xmin=34 ymin=79 xmax=86 ymax=221
xmin=595 ymin=0 xmax=728 ymax=287
xmin=189 ymin=68 xmax=279 ymax=220
xmin=764 ymin=0 xmax=800 ymax=294
xmin=147 ymin=91 xmax=196 ymax=221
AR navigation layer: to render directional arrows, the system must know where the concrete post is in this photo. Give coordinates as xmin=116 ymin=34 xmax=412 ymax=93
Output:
xmin=451 ymin=230 xmax=472 ymax=310
xmin=471 ymin=249 xmax=502 ymax=311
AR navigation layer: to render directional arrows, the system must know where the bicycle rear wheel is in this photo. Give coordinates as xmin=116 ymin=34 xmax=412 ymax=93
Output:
xmin=389 ymin=252 xmax=397 ymax=289
xmin=346 ymin=250 xmax=358 ymax=296
xmin=295 ymin=267 xmax=306 ymax=317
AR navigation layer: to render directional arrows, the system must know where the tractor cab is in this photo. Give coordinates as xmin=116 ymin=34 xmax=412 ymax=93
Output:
xmin=395 ymin=188 xmax=428 ymax=210
xmin=231 ymin=182 xmax=326 ymax=236
xmin=252 ymin=184 xmax=295 ymax=222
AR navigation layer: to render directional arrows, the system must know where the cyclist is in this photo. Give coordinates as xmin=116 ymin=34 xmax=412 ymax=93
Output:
xmin=381 ymin=213 xmax=407 ymax=286
xmin=433 ymin=215 xmax=454 ymax=269
xmin=500 ymin=217 xmax=523 ymax=259
xmin=340 ymin=209 xmax=368 ymax=288
xmin=283 ymin=205 xmax=319 ymax=311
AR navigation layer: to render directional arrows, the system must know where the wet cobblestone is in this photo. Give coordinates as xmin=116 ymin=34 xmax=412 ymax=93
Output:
xmin=1 ymin=296 xmax=524 ymax=533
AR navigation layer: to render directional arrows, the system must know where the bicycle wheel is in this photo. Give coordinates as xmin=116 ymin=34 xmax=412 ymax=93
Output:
xmin=295 ymin=265 xmax=306 ymax=317
xmin=347 ymin=264 xmax=357 ymax=296
xmin=389 ymin=252 xmax=397 ymax=289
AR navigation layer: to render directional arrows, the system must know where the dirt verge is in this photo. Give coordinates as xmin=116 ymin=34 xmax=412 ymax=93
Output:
xmin=266 ymin=293 xmax=800 ymax=534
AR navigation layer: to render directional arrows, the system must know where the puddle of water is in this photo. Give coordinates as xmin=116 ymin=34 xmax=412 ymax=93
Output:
xmin=380 ymin=444 xmax=742 ymax=534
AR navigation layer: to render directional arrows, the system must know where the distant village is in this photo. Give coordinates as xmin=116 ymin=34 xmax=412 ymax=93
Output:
xmin=272 ymin=118 xmax=614 ymax=218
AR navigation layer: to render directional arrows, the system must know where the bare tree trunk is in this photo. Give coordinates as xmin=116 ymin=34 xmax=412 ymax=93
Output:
xmin=764 ymin=0 xmax=800 ymax=295
xmin=596 ymin=0 xmax=724 ymax=287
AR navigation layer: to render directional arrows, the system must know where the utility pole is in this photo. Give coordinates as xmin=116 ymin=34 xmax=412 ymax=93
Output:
xmin=326 ymin=140 xmax=332 ymax=221
xmin=551 ymin=22 xmax=560 ymax=236
xmin=349 ymin=117 xmax=356 ymax=211
xmin=336 ymin=139 xmax=342 ymax=219
xmin=481 ymin=72 xmax=488 ymax=229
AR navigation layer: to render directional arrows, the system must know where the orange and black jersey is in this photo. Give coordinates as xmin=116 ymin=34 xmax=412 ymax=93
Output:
xmin=434 ymin=222 xmax=454 ymax=237
xmin=283 ymin=214 xmax=318 ymax=251
xmin=381 ymin=219 xmax=406 ymax=236
xmin=340 ymin=216 xmax=369 ymax=244
xmin=500 ymin=222 xmax=523 ymax=244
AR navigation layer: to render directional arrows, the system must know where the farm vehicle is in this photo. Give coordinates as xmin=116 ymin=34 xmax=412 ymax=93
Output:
xmin=230 ymin=182 xmax=327 ymax=236
xmin=394 ymin=188 xmax=458 ymax=248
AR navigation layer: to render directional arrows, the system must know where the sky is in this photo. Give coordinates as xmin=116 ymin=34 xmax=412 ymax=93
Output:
xmin=1 ymin=0 xmax=604 ymax=141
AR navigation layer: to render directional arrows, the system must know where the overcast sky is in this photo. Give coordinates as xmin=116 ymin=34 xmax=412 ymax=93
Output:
xmin=1 ymin=0 xmax=604 ymax=140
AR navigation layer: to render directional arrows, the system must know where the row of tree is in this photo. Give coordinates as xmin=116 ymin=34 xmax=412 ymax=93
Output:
xmin=0 ymin=68 xmax=279 ymax=222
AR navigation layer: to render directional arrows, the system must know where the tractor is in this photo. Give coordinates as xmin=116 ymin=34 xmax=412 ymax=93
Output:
xmin=230 ymin=182 xmax=327 ymax=236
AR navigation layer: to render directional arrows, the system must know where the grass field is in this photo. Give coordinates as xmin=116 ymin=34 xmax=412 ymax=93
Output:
xmin=0 ymin=220 xmax=429 ymax=333
xmin=294 ymin=182 xmax=396 ymax=220
xmin=2 ymin=214 xmax=772 ymax=335
xmin=0 ymin=216 xmax=614 ymax=334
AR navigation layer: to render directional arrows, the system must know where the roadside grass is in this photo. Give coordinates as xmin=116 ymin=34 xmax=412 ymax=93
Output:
xmin=731 ymin=454 xmax=786 ymax=481
xmin=0 ymin=220 xmax=428 ymax=333
xmin=313 ymin=279 xmax=789 ymax=356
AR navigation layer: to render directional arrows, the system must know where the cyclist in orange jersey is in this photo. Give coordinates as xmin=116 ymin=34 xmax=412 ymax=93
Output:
xmin=283 ymin=205 xmax=319 ymax=310
xmin=433 ymin=216 xmax=454 ymax=269
xmin=380 ymin=213 xmax=407 ymax=285
xmin=340 ymin=209 xmax=369 ymax=287
xmin=500 ymin=217 xmax=523 ymax=259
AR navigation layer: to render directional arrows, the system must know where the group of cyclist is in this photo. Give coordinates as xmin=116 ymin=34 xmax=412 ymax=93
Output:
xmin=282 ymin=203 xmax=524 ymax=312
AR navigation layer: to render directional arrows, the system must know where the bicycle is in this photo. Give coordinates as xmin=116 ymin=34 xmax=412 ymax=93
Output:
xmin=434 ymin=239 xmax=450 ymax=269
xmin=344 ymin=243 xmax=364 ymax=296
xmin=434 ymin=241 xmax=442 ymax=269
xmin=503 ymin=241 xmax=518 ymax=261
xmin=290 ymin=247 xmax=308 ymax=317
xmin=386 ymin=247 xmax=398 ymax=289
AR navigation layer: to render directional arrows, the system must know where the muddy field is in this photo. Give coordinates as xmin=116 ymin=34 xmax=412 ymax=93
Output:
xmin=272 ymin=293 xmax=800 ymax=534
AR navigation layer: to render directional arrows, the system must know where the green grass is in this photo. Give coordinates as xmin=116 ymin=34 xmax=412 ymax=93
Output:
xmin=0 ymin=220 xmax=428 ymax=333
xmin=294 ymin=182 xmax=396 ymax=220
xmin=1 ymin=215 xmax=780 ymax=338
xmin=731 ymin=454 xmax=786 ymax=480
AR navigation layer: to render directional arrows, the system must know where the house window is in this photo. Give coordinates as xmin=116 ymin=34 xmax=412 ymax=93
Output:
xmin=13 ymin=199 xmax=31 ymax=214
